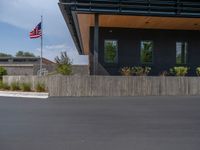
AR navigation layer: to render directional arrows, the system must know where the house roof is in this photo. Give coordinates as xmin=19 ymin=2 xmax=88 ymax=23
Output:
xmin=59 ymin=0 xmax=200 ymax=55
xmin=0 ymin=57 xmax=55 ymax=65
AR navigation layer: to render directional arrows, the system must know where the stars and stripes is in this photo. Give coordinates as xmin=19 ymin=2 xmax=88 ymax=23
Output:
xmin=29 ymin=22 xmax=42 ymax=39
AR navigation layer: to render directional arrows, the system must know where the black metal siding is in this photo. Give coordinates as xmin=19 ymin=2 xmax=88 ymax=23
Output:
xmin=65 ymin=0 xmax=200 ymax=18
xmin=90 ymin=27 xmax=200 ymax=75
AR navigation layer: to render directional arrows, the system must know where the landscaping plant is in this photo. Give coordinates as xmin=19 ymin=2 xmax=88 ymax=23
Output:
xmin=0 ymin=80 xmax=4 ymax=90
xmin=35 ymin=82 xmax=46 ymax=92
xmin=132 ymin=66 xmax=151 ymax=76
xmin=196 ymin=67 xmax=200 ymax=76
xmin=0 ymin=82 xmax=10 ymax=90
xmin=104 ymin=42 xmax=117 ymax=63
xmin=159 ymin=71 xmax=168 ymax=76
xmin=10 ymin=82 xmax=20 ymax=91
xmin=141 ymin=41 xmax=153 ymax=64
xmin=120 ymin=67 xmax=133 ymax=76
xmin=20 ymin=83 xmax=32 ymax=92
xmin=170 ymin=67 xmax=189 ymax=76
xmin=0 ymin=67 xmax=7 ymax=80
xmin=55 ymin=52 xmax=72 ymax=75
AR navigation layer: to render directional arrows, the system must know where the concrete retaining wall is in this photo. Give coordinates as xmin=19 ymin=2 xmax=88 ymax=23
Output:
xmin=71 ymin=65 xmax=89 ymax=75
xmin=2 ymin=64 xmax=56 ymax=75
xmin=3 ymin=75 xmax=200 ymax=96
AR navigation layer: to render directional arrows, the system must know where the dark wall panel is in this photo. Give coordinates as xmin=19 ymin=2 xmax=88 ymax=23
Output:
xmin=90 ymin=27 xmax=200 ymax=76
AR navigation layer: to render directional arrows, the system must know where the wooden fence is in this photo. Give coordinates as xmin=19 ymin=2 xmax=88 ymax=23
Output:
xmin=3 ymin=75 xmax=200 ymax=96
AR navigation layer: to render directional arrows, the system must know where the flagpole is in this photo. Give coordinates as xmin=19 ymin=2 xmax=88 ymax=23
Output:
xmin=40 ymin=15 xmax=43 ymax=76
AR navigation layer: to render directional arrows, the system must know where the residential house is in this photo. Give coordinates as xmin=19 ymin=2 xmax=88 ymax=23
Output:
xmin=0 ymin=57 xmax=55 ymax=75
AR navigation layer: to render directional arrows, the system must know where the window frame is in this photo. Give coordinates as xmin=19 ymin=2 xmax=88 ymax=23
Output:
xmin=104 ymin=39 xmax=118 ymax=64
xmin=140 ymin=40 xmax=154 ymax=65
xmin=176 ymin=41 xmax=188 ymax=65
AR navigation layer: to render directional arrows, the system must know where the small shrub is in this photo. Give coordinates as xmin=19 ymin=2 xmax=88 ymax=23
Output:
xmin=10 ymin=82 xmax=20 ymax=91
xmin=132 ymin=66 xmax=151 ymax=76
xmin=20 ymin=83 xmax=31 ymax=92
xmin=170 ymin=67 xmax=189 ymax=76
xmin=0 ymin=67 xmax=7 ymax=80
xmin=0 ymin=83 xmax=10 ymax=90
xmin=55 ymin=52 xmax=72 ymax=75
xmin=35 ymin=82 xmax=46 ymax=92
xmin=120 ymin=67 xmax=133 ymax=76
xmin=159 ymin=71 xmax=168 ymax=76
xmin=0 ymin=80 xmax=3 ymax=89
xmin=56 ymin=65 xmax=72 ymax=75
xmin=196 ymin=67 xmax=200 ymax=76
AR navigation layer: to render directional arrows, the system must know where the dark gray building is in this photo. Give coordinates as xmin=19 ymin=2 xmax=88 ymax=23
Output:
xmin=0 ymin=57 xmax=55 ymax=75
xmin=59 ymin=0 xmax=200 ymax=76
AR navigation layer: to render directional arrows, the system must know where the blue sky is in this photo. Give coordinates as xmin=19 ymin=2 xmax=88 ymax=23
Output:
xmin=0 ymin=0 xmax=88 ymax=64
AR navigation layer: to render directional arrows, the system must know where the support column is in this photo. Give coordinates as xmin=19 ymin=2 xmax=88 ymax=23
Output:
xmin=93 ymin=14 xmax=99 ymax=75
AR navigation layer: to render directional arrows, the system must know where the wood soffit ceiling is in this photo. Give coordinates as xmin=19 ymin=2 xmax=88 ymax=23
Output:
xmin=77 ymin=14 xmax=200 ymax=54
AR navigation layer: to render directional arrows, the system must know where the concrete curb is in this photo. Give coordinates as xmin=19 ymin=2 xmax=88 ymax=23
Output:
xmin=0 ymin=91 xmax=49 ymax=99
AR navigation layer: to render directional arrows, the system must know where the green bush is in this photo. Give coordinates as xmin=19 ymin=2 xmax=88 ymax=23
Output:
xmin=0 ymin=80 xmax=3 ymax=89
xmin=120 ymin=67 xmax=133 ymax=76
xmin=56 ymin=64 xmax=72 ymax=75
xmin=0 ymin=82 xmax=10 ymax=90
xmin=132 ymin=66 xmax=151 ymax=76
xmin=0 ymin=67 xmax=7 ymax=80
xmin=20 ymin=83 xmax=31 ymax=92
xmin=196 ymin=67 xmax=200 ymax=76
xmin=10 ymin=82 xmax=20 ymax=91
xmin=104 ymin=41 xmax=117 ymax=63
xmin=35 ymin=82 xmax=46 ymax=92
xmin=170 ymin=67 xmax=189 ymax=76
xmin=159 ymin=71 xmax=169 ymax=76
xmin=55 ymin=52 xmax=72 ymax=75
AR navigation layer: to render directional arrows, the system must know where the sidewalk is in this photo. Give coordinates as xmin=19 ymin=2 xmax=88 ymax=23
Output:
xmin=0 ymin=91 xmax=48 ymax=99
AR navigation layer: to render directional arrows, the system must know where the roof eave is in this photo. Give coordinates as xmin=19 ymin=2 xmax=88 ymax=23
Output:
xmin=58 ymin=2 xmax=84 ymax=55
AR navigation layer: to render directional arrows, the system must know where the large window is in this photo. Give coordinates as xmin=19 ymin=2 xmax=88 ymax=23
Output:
xmin=104 ymin=40 xmax=118 ymax=63
xmin=176 ymin=42 xmax=188 ymax=65
xmin=140 ymin=41 xmax=153 ymax=64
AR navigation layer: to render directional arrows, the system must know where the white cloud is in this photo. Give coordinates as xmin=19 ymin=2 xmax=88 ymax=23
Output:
xmin=35 ymin=44 xmax=88 ymax=65
xmin=0 ymin=0 xmax=89 ymax=65
xmin=0 ymin=0 xmax=69 ymax=37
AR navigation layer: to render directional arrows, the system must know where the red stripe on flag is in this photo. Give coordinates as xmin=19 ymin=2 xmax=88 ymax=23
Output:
xmin=29 ymin=22 xmax=42 ymax=39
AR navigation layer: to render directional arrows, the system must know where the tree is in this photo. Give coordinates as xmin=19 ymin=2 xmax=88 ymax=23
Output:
xmin=55 ymin=52 xmax=72 ymax=75
xmin=0 ymin=53 xmax=12 ymax=57
xmin=104 ymin=41 xmax=117 ymax=63
xmin=16 ymin=51 xmax=35 ymax=57
xmin=141 ymin=41 xmax=153 ymax=63
xmin=0 ymin=67 xmax=7 ymax=80
xmin=16 ymin=51 xmax=23 ymax=57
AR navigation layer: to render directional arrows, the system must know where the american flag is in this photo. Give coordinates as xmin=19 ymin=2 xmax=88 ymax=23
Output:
xmin=29 ymin=22 xmax=42 ymax=39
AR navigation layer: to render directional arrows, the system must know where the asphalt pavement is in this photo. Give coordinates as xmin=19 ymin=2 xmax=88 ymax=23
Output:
xmin=0 ymin=96 xmax=200 ymax=150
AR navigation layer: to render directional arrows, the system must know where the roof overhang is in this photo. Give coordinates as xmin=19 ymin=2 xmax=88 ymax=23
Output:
xmin=0 ymin=64 xmax=34 ymax=67
xmin=59 ymin=0 xmax=200 ymax=55
xmin=58 ymin=2 xmax=83 ymax=54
